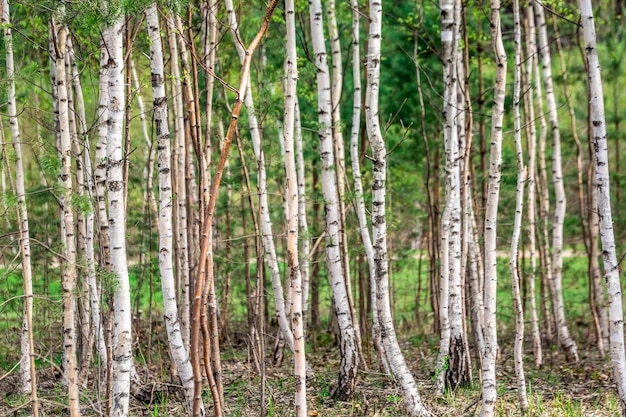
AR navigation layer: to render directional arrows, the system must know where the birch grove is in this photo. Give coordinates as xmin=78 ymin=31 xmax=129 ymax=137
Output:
xmin=1 ymin=1 xmax=626 ymax=416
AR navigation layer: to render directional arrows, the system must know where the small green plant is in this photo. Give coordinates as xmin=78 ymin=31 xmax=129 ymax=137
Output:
xmin=432 ymin=355 xmax=450 ymax=382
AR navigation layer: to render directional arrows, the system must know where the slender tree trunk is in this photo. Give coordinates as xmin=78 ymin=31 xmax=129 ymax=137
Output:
xmin=532 ymin=9 xmax=554 ymax=343
xmin=224 ymin=0 xmax=295 ymax=353
xmin=436 ymin=0 xmax=470 ymax=393
xmin=326 ymin=0 xmax=363 ymax=366
xmin=309 ymin=0 xmax=359 ymax=400
xmin=349 ymin=0 xmax=388 ymax=374
xmin=189 ymin=3 xmax=280 ymax=415
xmin=165 ymin=12 xmax=191 ymax=352
xmin=65 ymin=38 xmax=91 ymax=384
xmin=511 ymin=0 xmax=528 ymax=409
xmin=553 ymin=16 xmax=607 ymax=354
xmin=285 ymin=2 xmax=307 ymax=413
xmin=295 ymin=100 xmax=311 ymax=321
xmin=4 ymin=1 xmax=37 ymax=411
xmin=481 ymin=0 xmax=507 ymax=413
xmin=104 ymin=16 xmax=133 ymax=416
xmin=522 ymin=6 xmax=543 ymax=366
xmin=366 ymin=1 xmax=430 ymax=415
xmin=579 ymin=0 xmax=626 ymax=411
xmin=533 ymin=0 xmax=579 ymax=362
xmin=52 ymin=14 xmax=81 ymax=417
xmin=68 ymin=32 xmax=108 ymax=378
xmin=146 ymin=5 xmax=202 ymax=416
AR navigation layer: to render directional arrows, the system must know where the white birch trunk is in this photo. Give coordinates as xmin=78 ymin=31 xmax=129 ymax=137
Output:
xmin=4 ymin=0 xmax=37 ymax=403
xmin=511 ymin=0 xmax=528 ymax=409
xmin=326 ymin=0 xmax=363 ymax=364
xmin=533 ymin=4 xmax=554 ymax=344
xmin=309 ymin=0 xmax=359 ymax=400
xmin=481 ymin=0 xmax=507 ymax=413
xmin=68 ymin=33 xmax=107 ymax=370
xmin=224 ymin=0 xmax=295 ymax=352
xmin=522 ymin=6 xmax=543 ymax=366
xmin=95 ymin=39 xmax=111 ymax=273
xmin=285 ymin=1 xmax=307 ymax=413
xmin=65 ymin=38 xmax=91 ymax=384
xmin=366 ymin=1 xmax=429 ymax=415
xmin=436 ymin=0 xmax=469 ymax=392
xmin=579 ymin=0 xmax=626 ymax=411
xmin=349 ymin=0 xmax=388 ymax=374
xmin=295 ymin=100 xmax=311 ymax=316
xmin=533 ymin=0 xmax=578 ymax=362
xmin=53 ymin=15 xmax=81 ymax=417
xmin=145 ymin=5 xmax=201 ymax=415
xmin=104 ymin=18 xmax=133 ymax=417
xmin=165 ymin=12 xmax=190 ymax=351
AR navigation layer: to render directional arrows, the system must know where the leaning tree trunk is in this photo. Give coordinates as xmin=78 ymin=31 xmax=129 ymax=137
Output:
xmin=188 ymin=2 xmax=280 ymax=415
xmin=366 ymin=1 xmax=430 ymax=415
xmin=52 ymin=14 xmax=80 ymax=417
xmin=533 ymin=0 xmax=579 ymax=362
xmin=104 ymin=17 xmax=133 ymax=417
xmin=146 ymin=5 xmax=202 ymax=415
xmin=309 ymin=0 xmax=359 ymax=401
xmin=4 ymin=0 xmax=38 ymax=410
xmin=579 ymin=0 xmax=626 ymax=411
xmin=482 ymin=0 xmax=507 ymax=414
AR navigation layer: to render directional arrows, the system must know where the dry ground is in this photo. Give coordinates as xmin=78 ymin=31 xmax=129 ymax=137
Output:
xmin=0 ymin=324 xmax=621 ymax=417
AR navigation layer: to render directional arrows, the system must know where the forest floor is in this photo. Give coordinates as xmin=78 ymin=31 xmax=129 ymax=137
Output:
xmin=0 ymin=323 xmax=621 ymax=417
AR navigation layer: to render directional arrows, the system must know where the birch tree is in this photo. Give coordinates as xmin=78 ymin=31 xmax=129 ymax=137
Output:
xmin=522 ymin=5 xmax=543 ymax=366
xmin=579 ymin=0 xmax=626 ymax=411
xmin=435 ymin=0 xmax=470 ymax=393
xmin=309 ymin=0 xmax=359 ymax=400
xmin=349 ymin=0 xmax=387 ymax=373
xmin=4 ymin=0 xmax=37 ymax=409
xmin=482 ymin=0 xmax=507 ymax=413
xmin=146 ymin=4 xmax=201 ymax=415
xmin=189 ymin=2 xmax=280 ymax=414
xmin=224 ymin=0 xmax=294 ymax=353
xmin=51 ymin=14 xmax=81 ymax=417
xmin=366 ymin=1 xmax=430 ymax=415
xmin=285 ymin=1 xmax=307 ymax=413
xmin=510 ymin=0 xmax=528 ymax=409
xmin=104 ymin=15 xmax=133 ymax=416
xmin=533 ymin=0 xmax=578 ymax=362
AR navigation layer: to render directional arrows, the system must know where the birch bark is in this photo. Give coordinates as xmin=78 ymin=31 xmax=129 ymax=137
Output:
xmin=349 ymin=0 xmax=387 ymax=373
xmin=309 ymin=0 xmax=359 ymax=400
xmin=533 ymin=0 xmax=578 ymax=362
xmin=285 ymin=1 xmax=307 ymax=413
xmin=4 ymin=0 xmax=37 ymax=408
xmin=53 ymin=14 xmax=80 ymax=417
xmin=165 ymin=12 xmax=190 ymax=351
xmin=579 ymin=0 xmax=626 ymax=411
xmin=366 ymin=1 xmax=429 ymax=415
xmin=522 ymin=6 xmax=543 ymax=366
xmin=481 ymin=0 xmax=507 ymax=413
xmin=146 ymin=5 xmax=202 ymax=415
xmin=224 ymin=0 xmax=295 ymax=353
xmin=511 ymin=0 xmax=528 ymax=409
xmin=104 ymin=17 xmax=133 ymax=417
